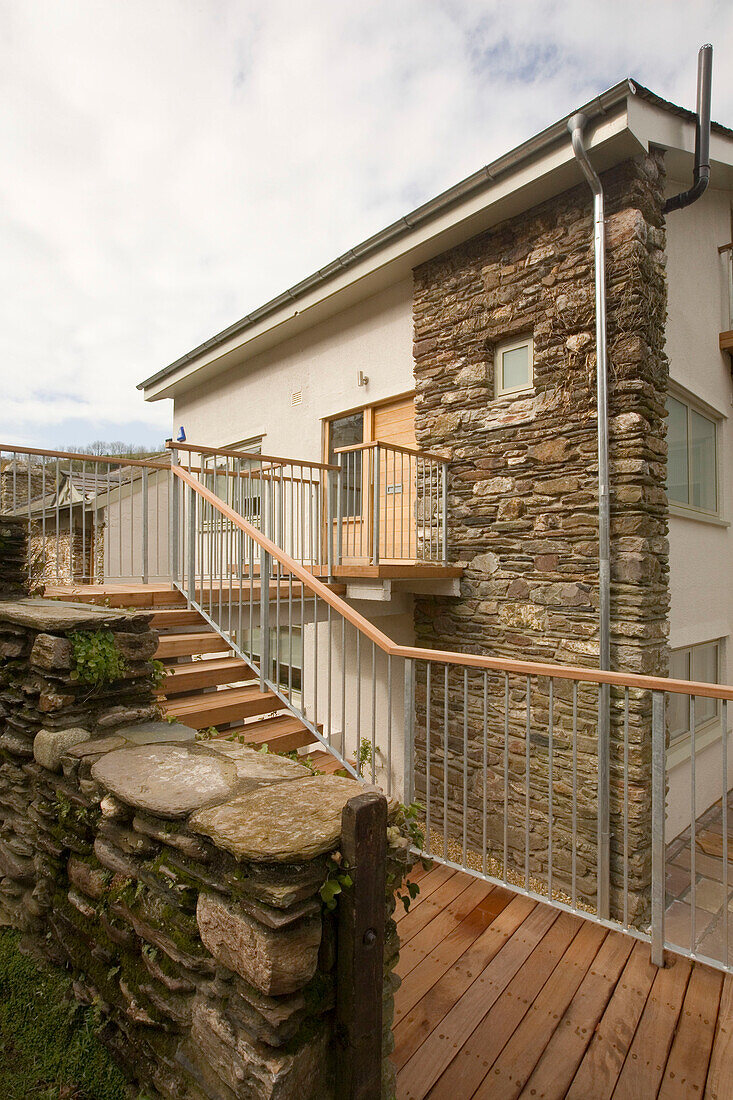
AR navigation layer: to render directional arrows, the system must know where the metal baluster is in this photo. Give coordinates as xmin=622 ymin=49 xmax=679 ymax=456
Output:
xmin=504 ymin=672 xmax=509 ymax=880
xmin=372 ymin=446 xmax=380 ymax=566
xmin=462 ymin=668 xmax=468 ymax=866
xmin=142 ymin=467 xmax=149 ymax=584
xmin=623 ymin=688 xmax=629 ymax=928
xmin=651 ymin=690 xmax=666 ymax=967
xmin=483 ymin=672 xmax=488 ymax=876
xmin=723 ymin=699 xmax=729 ymax=965
xmin=403 ymin=657 xmax=415 ymax=807
xmin=370 ymin=640 xmax=376 ymax=783
xmin=444 ymin=664 xmax=449 ymax=858
xmin=55 ymin=457 xmax=61 ymax=584
xmin=572 ymin=681 xmax=578 ymax=909
xmin=426 ymin=662 xmax=432 ymax=855
xmin=327 ymin=603 xmax=332 ymax=746
xmin=548 ymin=678 xmax=554 ymax=900
xmin=355 ymin=630 xmax=361 ymax=773
xmin=441 ymin=461 xmax=448 ymax=566
xmin=691 ymin=695 xmax=697 ymax=953
xmin=525 ymin=676 xmax=531 ymax=890
xmin=387 ymin=656 xmax=393 ymax=798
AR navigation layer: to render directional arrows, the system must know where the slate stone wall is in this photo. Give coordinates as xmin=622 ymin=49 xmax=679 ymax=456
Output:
xmin=0 ymin=596 xmax=406 ymax=1099
xmin=412 ymin=152 xmax=669 ymax=921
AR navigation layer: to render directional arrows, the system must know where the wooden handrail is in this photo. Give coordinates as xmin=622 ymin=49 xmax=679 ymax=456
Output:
xmin=172 ymin=463 xmax=733 ymax=701
xmin=334 ymin=439 xmax=449 ymax=463
xmin=167 ymin=439 xmax=339 ymax=472
xmin=718 ymin=242 xmax=733 ymax=254
xmin=0 ymin=443 xmax=170 ymax=471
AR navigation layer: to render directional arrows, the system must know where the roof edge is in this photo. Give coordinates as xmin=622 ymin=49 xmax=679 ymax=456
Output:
xmin=139 ymin=78 xmax=732 ymax=395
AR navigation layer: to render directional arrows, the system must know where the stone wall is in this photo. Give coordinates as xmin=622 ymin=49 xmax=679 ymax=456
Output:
xmin=0 ymin=589 xmax=406 ymax=1097
xmin=412 ymin=152 xmax=669 ymax=920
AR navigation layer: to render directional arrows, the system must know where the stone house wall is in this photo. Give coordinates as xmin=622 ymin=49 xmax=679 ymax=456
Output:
xmin=412 ymin=151 xmax=669 ymax=921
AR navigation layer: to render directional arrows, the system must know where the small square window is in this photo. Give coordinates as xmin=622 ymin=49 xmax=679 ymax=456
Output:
xmin=495 ymin=337 xmax=533 ymax=396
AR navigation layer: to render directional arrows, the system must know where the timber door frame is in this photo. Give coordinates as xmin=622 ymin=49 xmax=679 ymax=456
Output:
xmin=322 ymin=391 xmax=416 ymax=565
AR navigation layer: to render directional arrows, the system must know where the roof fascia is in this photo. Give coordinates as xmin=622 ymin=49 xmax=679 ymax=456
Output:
xmin=142 ymin=87 xmax=642 ymax=402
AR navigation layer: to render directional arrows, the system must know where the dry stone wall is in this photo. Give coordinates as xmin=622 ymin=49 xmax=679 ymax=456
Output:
xmin=412 ymin=152 xmax=669 ymax=921
xmin=0 ymin=571 xmax=406 ymax=1096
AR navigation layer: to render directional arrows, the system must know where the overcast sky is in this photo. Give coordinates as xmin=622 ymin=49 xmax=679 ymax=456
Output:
xmin=2 ymin=1 xmax=731 ymax=450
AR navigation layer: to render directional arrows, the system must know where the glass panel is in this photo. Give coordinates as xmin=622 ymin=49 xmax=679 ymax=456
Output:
xmin=668 ymin=648 xmax=691 ymax=740
xmin=501 ymin=344 xmax=530 ymax=392
xmin=271 ymin=626 xmax=302 ymax=694
xmin=666 ymin=396 xmax=689 ymax=505
xmin=691 ymin=641 xmax=719 ymax=726
xmin=329 ymin=413 xmax=364 ymax=518
xmin=689 ymin=409 xmax=717 ymax=512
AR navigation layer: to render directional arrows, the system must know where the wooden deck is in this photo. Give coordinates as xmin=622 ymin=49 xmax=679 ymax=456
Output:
xmin=393 ymin=864 xmax=733 ymax=1099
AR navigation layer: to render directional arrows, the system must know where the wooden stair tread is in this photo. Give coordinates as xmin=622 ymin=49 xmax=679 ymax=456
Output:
xmin=161 ymin=657 xmax=255 ymax=696
xmin=165 ymin=684 xmax=283 ymax=728
xmin=226 ymin=715 xmax=313 ymax=753
xmin=45 ymin=584 xmax=186 ymax=608
xmin=156 ymin=632 xmax=230 ymax=659
xmin=149 ymin=608 xmax=205 ymax=629
xmin=306 ymin=750 xmax=353 ymax=775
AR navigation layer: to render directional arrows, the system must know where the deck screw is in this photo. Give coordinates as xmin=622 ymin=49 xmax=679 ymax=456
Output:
xmin=363 ymin=928 xmax=377 ymax=946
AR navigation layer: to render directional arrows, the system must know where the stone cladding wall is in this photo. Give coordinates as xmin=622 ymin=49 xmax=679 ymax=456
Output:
xmin=412 ymin=152 xmax=669 ymax=921
xmin=0 ymin=586 xmax=406 ymax=1096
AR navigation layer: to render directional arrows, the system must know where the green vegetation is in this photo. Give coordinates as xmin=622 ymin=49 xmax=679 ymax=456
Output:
xmin=69 ymin=631 xmax=127 ymax=688
xmin=0 ymin=928 xmax=132 ymax=1099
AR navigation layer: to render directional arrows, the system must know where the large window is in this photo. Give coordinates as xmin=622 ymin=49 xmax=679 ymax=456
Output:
xmin=495 ymin=336 xmax=533 ymax=396
xmin=668 ymin=640 xmax=721 ymax=743
xmin=666 ymin=394 xmax=718 ymax=514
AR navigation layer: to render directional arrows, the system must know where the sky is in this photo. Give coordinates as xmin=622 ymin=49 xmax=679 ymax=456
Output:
xmin=1 ymin=1 xmax=732 ymax=451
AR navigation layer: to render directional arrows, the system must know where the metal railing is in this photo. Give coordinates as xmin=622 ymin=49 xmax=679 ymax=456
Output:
xmin=171 ymin=456 xmax=733 ymax=975
xmin=334 ymin=440 xmax=448 ymax=565
xmin=0 ymin=443 xmax=170 ymax=585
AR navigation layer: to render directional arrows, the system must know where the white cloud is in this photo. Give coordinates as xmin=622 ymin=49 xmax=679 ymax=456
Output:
xmin=0 ymin=0 xmax=731 ymax=447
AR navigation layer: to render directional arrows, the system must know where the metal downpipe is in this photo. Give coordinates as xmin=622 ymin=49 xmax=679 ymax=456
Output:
xmin=568 ymin=112 xmax=611 ymax=919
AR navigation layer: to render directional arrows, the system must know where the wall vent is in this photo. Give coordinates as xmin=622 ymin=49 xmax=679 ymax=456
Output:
xmin=291 ymin=390 xmax=302 ymax=407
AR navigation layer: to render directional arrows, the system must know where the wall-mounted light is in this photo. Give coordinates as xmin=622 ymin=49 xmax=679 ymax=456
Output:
xmin=176 ymin=426 xmax=186 ymax=442
xmin=357 ymin=370 xmax=369 ymax=387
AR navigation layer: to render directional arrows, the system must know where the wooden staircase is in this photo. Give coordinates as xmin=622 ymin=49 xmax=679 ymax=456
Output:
xmin=45 ymin=583 xmax=345 ymax=773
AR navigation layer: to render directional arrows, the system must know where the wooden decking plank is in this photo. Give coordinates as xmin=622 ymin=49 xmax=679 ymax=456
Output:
xmin=611 ymin=953 xmax=692 ymax=1100
xmin=397 ymin=871 xmax=482 ymax=946
xmin=397 ymin=877 xmax=494 ymax=979
xmin=565 ymin=939 xmax=658 ymax=1099
xmin=474 ymin=918 xmax=607 ymax=1100
xmin=393 ymin=865 xmax=456 ymax=924
xmin=394 ymin=897 xmax=530 ymax=1069
xmin=397 ymin=901 xmax=560 ymax=1098
xmin=657 ymin=963 xmax=724 ymax=1099
xmin=705 ymin=972 xmax=733 ymax=1099
xmin=393 ymin=886 xmax=518 ymax=1042
xmin=516 ymin=929 xmax=634 ymax=1099
xmin=427 ymin=910 xmax=582 ymax=1100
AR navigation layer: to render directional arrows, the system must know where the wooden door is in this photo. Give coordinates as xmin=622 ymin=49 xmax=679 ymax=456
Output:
xmin=372 ymin=396 xmax=416 ymax=562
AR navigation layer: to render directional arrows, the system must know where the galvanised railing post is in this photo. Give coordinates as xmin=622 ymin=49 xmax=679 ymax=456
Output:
xmin=141 ymin=466 xmax=149 ymax=584
xmin=441 ymin=461 xmax=448 ymax=565
xmin=403 ymin=658 xmax=415 ymax=806
xmin=169 ymin=447 xmax=179 ymax=584
xmin=326 ymin=467 xmax=334 ymax=582
xmin=260 ymin=475 xmax=271 ymax=692
xmin=651 ymin=689 xmax=666 ymax=967
xmin=336 ymin=458 xmax=344 ymax=568
xmin=597 ymin=682 xmax=611 ymax=920
xmin=186 ymin=485 xmax=196 ymax=605
xmin=372 ymin=445 xmax=380 ymax=566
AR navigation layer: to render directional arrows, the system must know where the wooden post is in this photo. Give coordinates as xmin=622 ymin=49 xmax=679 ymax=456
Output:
xmin=336 ymin=790 xmax=388 ymax=1100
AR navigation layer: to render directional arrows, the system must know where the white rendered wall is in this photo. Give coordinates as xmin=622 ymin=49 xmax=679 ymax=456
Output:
xmin=173 ymin=278 xmax=415 ymax=463
xmin=665 ymin=180 xmax=733 ymax=838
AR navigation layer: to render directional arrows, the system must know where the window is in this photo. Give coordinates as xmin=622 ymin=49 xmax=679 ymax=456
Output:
xmin=495 ymin=336 xmax=533 ymax=396
xmin=328 ymin=412 xmax=364 ymax=518
xmin=666 ymin=394 xmax=718 ymax=514
xmin=238 ymin=626 xmax=302 ymax=705
xmin=202 ymin=440 xmax=263 ymax=530
xmin=668 ymin=640 xmax=721 ymax=743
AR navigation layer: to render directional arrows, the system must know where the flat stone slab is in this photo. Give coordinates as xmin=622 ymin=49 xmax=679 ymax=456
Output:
xmin=122 ymin=720 xmax=196 ymax=745
xmin=204 ymin=743 xmax=312 ymax=787
xmin=190 ymin=774 xmax=369 ymax=861
xmin=34 ymin=727 xmax=91 ymax=772
xmin=91 ymin=742 xmax=240 ymax=819
xmin=0 ymin=597 xmax=142 ymax=633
